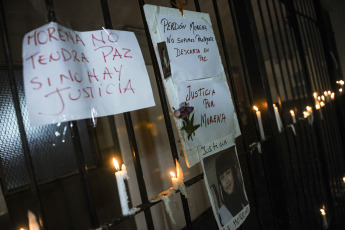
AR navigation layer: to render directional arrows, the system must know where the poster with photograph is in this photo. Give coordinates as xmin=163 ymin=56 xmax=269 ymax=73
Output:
xmin=201 ymin=146 xmax=250 ymax=230
xmin=144 ymin=4 xmax=241 ymax=168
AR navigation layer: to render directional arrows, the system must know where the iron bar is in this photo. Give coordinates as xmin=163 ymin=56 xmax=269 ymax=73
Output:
xmin=297 ymin=0 xmax=341 ymax=207
xmin=296 ymin=1 xmax=328 ymax=210
xmin=293 ymin=0 xmax=319 ymax=92
xmin=42 ymin=0 xmax=101 ymax=227
xmin=301 ymin=0 xmax=344 ymax=205
xmin=137 ymin=0 xmax=193 ymax=229
xmin=99 ymin=0 xmax=154 ymax=229
xmin=210 ymin=1 xmax=262 ymax=229
xmin=264 ymin=0 xmax=289 ymax=107
xmin=291 ymin=1 xmax=330 ymax=226
xmin=256 ymin=0 xmax=285 ymax=107
xmin=0 ymin=1 xmax=47 ymax=229
xmin=307 ymin=0 xmax=345 ymax=195
xmin=276 ymin=0 xmax=303 ymax=109
xmin=95 ymin=173 xmax=204 ymax=229
xmin=211 ymin=0 xmax=246 ymax=141
xmin=69 ymin=121 xmax=100 ymax=228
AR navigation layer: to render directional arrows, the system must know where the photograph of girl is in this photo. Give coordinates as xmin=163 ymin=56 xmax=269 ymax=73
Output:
xmin=203 ymin=146 xmax=249 ymax=228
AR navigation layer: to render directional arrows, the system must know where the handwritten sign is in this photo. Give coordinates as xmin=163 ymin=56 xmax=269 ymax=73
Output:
xmin=23 ymin=22 xmax=155 ymax=126
xmin=157 ymin=16 xmax=222 ymax=81
xmin=144 ymin=5 xmax=240 ymax=167
xmin=177 ymin=79 xmax=236 ymax=149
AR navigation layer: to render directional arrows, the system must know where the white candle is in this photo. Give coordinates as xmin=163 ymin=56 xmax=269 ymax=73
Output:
xmin=113 ymin=158 xmax=130 ymax=216
xmin=27 ymin=211 xmax=40 ymax=230
xmin=313 ymin=92 xmax=318 ymax=99
xmin=273 ymin=104 xmax=283 ymax=132
xmin=253 ymin=106 xmax=265 ymax=140
xmin=170 ymin=172 xmax=179 ymax=190
xmin=290 ymin=110 xmax=296 ymax=124
xmin=320 ymin=209 xmax=328 ymax=229
xmin=306 ymin=106 xmax=313 ymax=123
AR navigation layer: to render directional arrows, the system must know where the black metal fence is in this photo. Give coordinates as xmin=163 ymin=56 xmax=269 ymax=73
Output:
xmin=0 ymin=0 xmax=344 ymax=229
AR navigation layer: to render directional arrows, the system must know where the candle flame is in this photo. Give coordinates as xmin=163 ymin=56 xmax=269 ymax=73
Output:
xmin=253 ymin=106 xmax=259 ymax=112
xmin=113 ymin=158 xmax=120 ymax=171
xmin=317 ymin=96 xmax=321 ymax=101
xmin=328 ymin=90 xmax=331 ymax=95
xmin=306 ymin=106 xmax=312 ymax=112
xmin=313 ymin=92 xmax=317 ymax=99
xmin=343 ymin=177 xmax=345 ymax=183
xmin=170 ymin=172 xmax=176 ymax=178
xmin=320 ymin=101 xmax=325 ymax=107
xmin=315 ymin=104 xmax=320 ymax=110
xmin=340 ymin=88 xmax=343 ymax=93
xmin=20 ymin=228 xmax=25 ymax=230
xmin=303 ymin=111 xmax=309 ymax=118
xmin=290 ymin=110 xmax=295 ymax=116
xmin=321 ymin=95 xmax=325 ymax=101
xmin=320 ymin=209 xmax=326 ymax=216
xmin=331 ymin=92 xmax=335 ymax=99
xmin=324 ymin=91 xmax=328 ymax=96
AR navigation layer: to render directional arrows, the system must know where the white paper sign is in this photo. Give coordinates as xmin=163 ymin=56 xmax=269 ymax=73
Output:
xmin=157 ymin=16 xmax=222 ymax=81
xmin=201 ymin=147 xmax=250 ymax=230
xmin=23 ymin=22 xmax=155 ymax=126
xmin=144 ymin=4 xmax=241 ymax=167
xmin=176 ymin=79 xmax=236 ymax=149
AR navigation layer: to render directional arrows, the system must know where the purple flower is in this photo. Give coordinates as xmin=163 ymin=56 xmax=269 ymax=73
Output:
xmin=180 ymin=110 xmax=189 ymax=119
xmin=180 ymin=102 xmax=189 ymax=108
xmin=186 ymin=106 xmax=194 ymax=114
xmin=174 ymin=102 xmax=194 ymax=119
xmin=174 ymin=109 xmax=181 ymax=117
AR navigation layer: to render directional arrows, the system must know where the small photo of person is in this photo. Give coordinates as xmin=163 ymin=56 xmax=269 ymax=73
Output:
xmin=203 ymin=146 xmax=249 ymax=227
xmin=157 ymin=41 xmax=171 ymax=79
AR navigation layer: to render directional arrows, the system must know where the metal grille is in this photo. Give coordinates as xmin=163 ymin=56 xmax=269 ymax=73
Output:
xmin=0 ymin=0 xmax=344 ymax=230
xmin=0 ymin=70 xmax=28 ymax=190
xmin=0 ymin=69 xmax=96 ymax=190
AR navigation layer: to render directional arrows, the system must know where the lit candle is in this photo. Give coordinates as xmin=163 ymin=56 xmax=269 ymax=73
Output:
xmin=343 ymin=176 xmax=345 ymax=183
xmin=253 ymin=106 xmax=265 ymax=140
xmin=320 ymin=208 xmax=328 ymax=229
xmin=320 ymin=101 xmax=325 ymax=107
xmin=331 ymin=92 xmax=335 ymax=99
xmin=170 ymin=172 xmax=179 ymax=190
xmin=113 ymin=158 xmax=130 ymax=216
xmin=273 ymin=104 xmax=283 ymax=132
xmin=27 ymin=211 xmax=40 ymax=230
xmin=303 ymin=111 xmax=309 ymax=118
xmin=340 ymin=88 xmax=343 ymax=93
xmin=321 ymin=95 xmax=325 ymax=101
xmin=290 ymin=110 xmax=296 ymax=124
xmin=313 ymin=92 xmax=318 ymax=99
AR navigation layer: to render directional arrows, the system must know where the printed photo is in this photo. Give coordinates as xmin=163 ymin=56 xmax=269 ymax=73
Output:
xmin=157 ymin=41 xmax=171 ymax=79
xmin=203 ymin=146 xmax=249 ymax=229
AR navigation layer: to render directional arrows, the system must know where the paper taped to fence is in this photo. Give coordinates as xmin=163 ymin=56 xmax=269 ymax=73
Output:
xmin=144 ymin=4 xmax=240 ymax=167
xmin=201 ymin=146 xmax=250 ymax=230
xmin=23 ymin=22 xmax=155 ymax=126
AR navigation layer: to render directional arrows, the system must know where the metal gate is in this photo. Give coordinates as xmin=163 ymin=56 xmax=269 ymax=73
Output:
xmin=0 ymin=0 xmax=344 ymax=229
